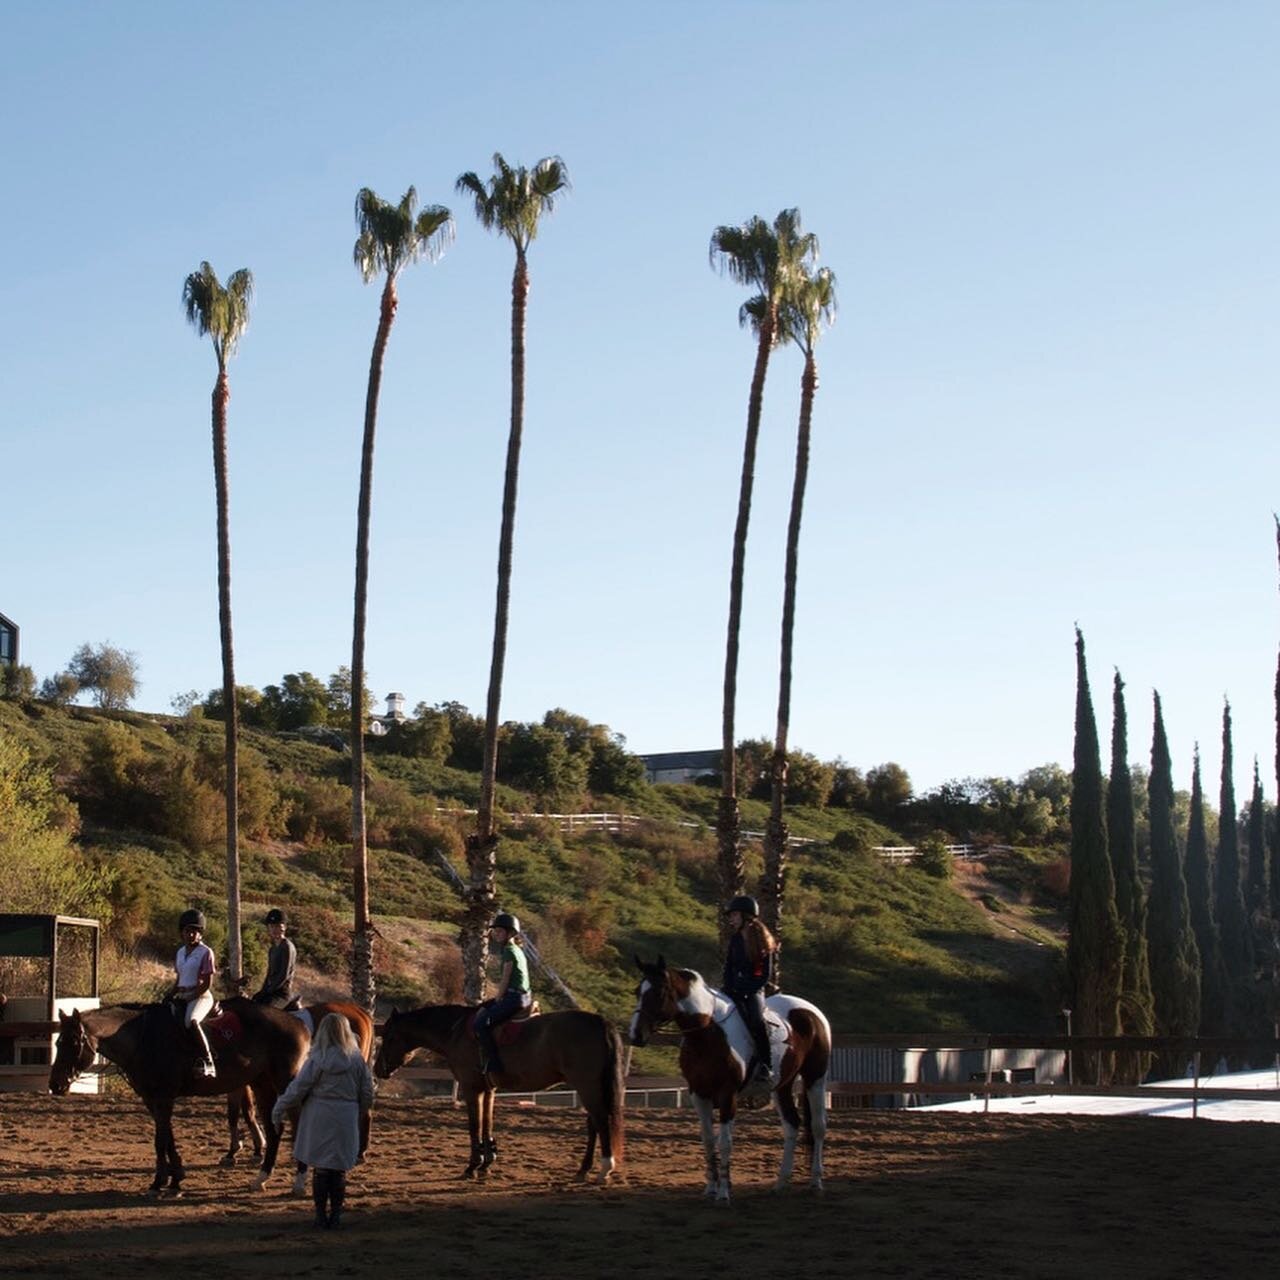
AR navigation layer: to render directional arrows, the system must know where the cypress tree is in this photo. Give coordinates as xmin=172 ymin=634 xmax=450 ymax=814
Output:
xmin=1107 ymin=671 xmax=1155 ymax=1080
xmin=1145 ymin=691 xmax=1201 ymax=1076
xmin=1185 ymin=747 xmax=1226 ymax=1036
xmin=1067 ymin=629 xmax=1124 ymax=1083
xmin=1247 ymin=759 xmax=1268 ymax=921
xmin=1216 ymin=701 xmax=1254 ymax=1046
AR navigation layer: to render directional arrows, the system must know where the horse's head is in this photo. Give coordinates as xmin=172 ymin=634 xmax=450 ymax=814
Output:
xmin=629 ymin=955 xmax=684 ymax=1046
xmin=50 ymin=1010 xmax=93 ymax=1096
xmin=374 ymin=1008 xmax=409 ymax=1080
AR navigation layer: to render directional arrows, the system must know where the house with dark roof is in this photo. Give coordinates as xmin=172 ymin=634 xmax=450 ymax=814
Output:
xmin=639 ymin=749 xmax=719 ymax=785
xmin=0 ymin=613 xmax=17 ymax=669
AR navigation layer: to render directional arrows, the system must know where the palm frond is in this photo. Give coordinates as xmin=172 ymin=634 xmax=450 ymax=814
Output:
xmin=182 ymin=261 xmax=253 ymax=362
xmin=785 ymin=264 xmax=837 ymax=353
xmin=456 ymin=152 xmax=570 ymax=249
xmin=352 ymin=185 xmax=451 ymax=282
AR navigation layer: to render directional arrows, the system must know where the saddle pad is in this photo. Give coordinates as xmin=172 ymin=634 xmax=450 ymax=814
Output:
xmin=467 ymin=1011 xmax=534 ymax=1048
xmin=203 ymin=1008 xmax=244 ymax=1046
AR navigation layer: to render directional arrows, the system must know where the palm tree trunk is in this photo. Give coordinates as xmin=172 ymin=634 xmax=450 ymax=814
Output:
xmin=350 ymin=277 xmax=398 ymax=1013
xmin=212 ymin=367 xmax=242 ymax=984
xmin=718 ymin=309 xmax=775 ymax=945
xmin=760 ymin=351 xmax=817 ymax=976
xmin=464 ymin=249 xmax=530 ymax=1001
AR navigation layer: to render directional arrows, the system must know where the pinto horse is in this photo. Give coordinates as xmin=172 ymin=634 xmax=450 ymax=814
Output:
xmin=49 ymin=997 xmax=308 ymax=1196
xmin=629 ymin=957 xmax=829 ymax=1203
xmin=375 ymin=1003 xmax=624 ymax=1183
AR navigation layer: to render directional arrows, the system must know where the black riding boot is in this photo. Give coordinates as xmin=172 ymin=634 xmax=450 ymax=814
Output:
xmin=328 ymin=1170 xmax=346 ymax=1229
xmin=312 ymin=1169 xmax=330 ymax=1228
xmin=477 ymin=1023 xmax=502 ymax=1075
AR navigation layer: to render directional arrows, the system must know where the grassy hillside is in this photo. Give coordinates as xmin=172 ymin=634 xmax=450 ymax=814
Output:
xmin=1 ymin=699 xmax=1068 ymax=1051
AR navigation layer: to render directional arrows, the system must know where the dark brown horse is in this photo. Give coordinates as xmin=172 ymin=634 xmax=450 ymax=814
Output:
xmin=374 ymin=1003 xmax=624 ymax=1183
xmin=49 ymin=997 xmax=308 ymax=1195
xmin=222 ymin=1001 xmax=377 ymax=1194
xmin=629 ymin=957 xmax=830 ymax=1203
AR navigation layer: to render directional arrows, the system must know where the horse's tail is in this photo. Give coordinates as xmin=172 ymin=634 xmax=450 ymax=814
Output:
xmin=602 ymin=1020 xmax=625 ymax=1164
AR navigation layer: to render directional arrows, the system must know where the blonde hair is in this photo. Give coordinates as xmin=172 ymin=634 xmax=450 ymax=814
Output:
xmin=311 ymin=1012 xmax=358 ymax=1056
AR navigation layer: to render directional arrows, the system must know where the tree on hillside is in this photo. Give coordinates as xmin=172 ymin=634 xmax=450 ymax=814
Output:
xmin=1067 ymin=629 xmax=1123 ymax=1083
xmin=1246 ymin=759 xmax=1269 ymax=922
xmin=67 ymin=643 xmax=138 ymax=711
xmin=182 ymin=260 xmax=253 ymax=984
xmin=455 ymin=153 xmax=569 ymax=1001
xmin=1215 ymin=701 xmax=1253 ymax=1042
xmin=753 ymin=259 xmax=836 ymax=953
xmin=1107 ymin=672 xmax=1154 ymax=1081
xmin=709 ymin=209 xmax=818 ymax=942
xmin=1185 ymin=746 xmax=1226 ymax=1035
xmin=349 ymin=185 xmax=454 ymax=1011
xmin=1145 ymin=692 xmax=1201 ymax=1073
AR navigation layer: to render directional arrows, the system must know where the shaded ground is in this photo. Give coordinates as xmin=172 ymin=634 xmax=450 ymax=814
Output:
xmin=1 ymin=1092 xmax=1276 ymax=1277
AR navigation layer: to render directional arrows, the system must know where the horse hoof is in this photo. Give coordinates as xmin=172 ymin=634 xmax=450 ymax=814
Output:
xmin=250 ymin=1175 xmax=269 ymax=1193
xmin=219 ymin=1154 xmax=236 ymax=1169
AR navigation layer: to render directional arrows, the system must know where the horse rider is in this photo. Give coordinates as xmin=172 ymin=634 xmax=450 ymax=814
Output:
xmin=474 ymin=911 xmax=532 ymax=1076
xmin=722 ymin=895 xmax=777 ymax=1093
xmin=252 ymin=907 xmax=298 ymax=1009
xmin=170 ymin=909 xmax=217 ymax=1078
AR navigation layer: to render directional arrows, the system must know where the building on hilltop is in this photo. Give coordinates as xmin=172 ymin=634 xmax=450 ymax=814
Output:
xmin=639 ymin=749 xmax=719 ymax=785
xmin=367 ymin=691 xmax=408 ymax=737
xmin=0 ymin=612 xmax=18 ymax=669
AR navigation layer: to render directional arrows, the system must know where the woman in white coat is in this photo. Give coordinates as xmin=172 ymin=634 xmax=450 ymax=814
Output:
xmin=272 ymin=1012 xmax=374 ymax=1228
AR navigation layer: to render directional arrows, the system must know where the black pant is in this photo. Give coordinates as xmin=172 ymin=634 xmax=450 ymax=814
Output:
xmin=731 ymin=989 xmax=771 ymax=1066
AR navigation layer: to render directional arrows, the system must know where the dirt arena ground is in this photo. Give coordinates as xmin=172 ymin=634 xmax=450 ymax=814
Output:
xmin=1 ymin=1091 xmax=1276 ymax=1278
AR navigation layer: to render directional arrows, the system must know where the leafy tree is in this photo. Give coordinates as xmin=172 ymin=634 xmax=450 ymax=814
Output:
xmin=1107 ymin=672 xmax=1155 ymax=1081
xmin=432 ymin=701 xmax=486 ymax=772
xmin=828 ymin=760 xmax=869 ymax=810
xmin=1215 ymin=701 xmax=1253 ymax=1041
xmin=1 ymin=663 xmax=35 ymax=700
xmin=201 ymin=683 xmax=266 ymax=726
xmin=349 ymin=184 xmax=454 ymax=1010
xmin=39 ymin=672 xmax=80 ymax=706
xmin=586 ymin=733 xmax=647 ymax=798
xmin=1066 ymin=629 xmax=1123 ymax=1083
xmin=709 ymin=209 xmax=818 ymax=937
xmin=67 ymin=642 xmax=138 ymax=709
xmin=260 ymin=671 xmax=331 ymax=730
xmin=455 ymin=153 xmax=569 ymax=1000
xmin=326 ymin=665 xmax=374 ymax=729
xmin=499 ymin=722 xmax=588 ymax=802
xmin=756 ymin=258 xmax=836 ymax=948
xmin=385 ymin=704 xmax=452 ymax=763
xmin=1145 ymin=691 xmax=1201 ymax=1071
xmin=1185 ymin=746 xmax=1226 ymax=1035
xmin=866 ymin=762 xmax=913 ymax=818
xmin=183 ymin=259 xmax=253 ymax=979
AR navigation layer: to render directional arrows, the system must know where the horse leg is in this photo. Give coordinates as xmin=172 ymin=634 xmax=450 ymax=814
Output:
xmin=250 ymin=1081 xmax=281 ymax=1191
xmin=146 ymin=1101 xmax=168 ymax=1195
xmin=804 ymin=1076 xmax=828 ymax=1193
xmin=575 ymin=1115 xmax=598 ymax=1182
xmin=773 ymin=1082 xmax=802 ymax=1191
xmin=478 ymin=1087 xmax=497 ymax=1174
xmin=691 ymin=1095 xmax=720 ymax=1200
xmin=165 ymin=1113 xmax=185 ymax=1196
xmin=221 ymin=1090 xmax=245 ymax=1167
xmin=716 ymin=1104 xmax=735 ymax=1206
xmin=461 ymin=1088 xmax=483 ymax=1179
xmin=243 ymin=1088 xmax=265 ymax=1159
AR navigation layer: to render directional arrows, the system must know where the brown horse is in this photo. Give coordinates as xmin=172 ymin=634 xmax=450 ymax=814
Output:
xmin=221 ymin=1001 xmax=377 ymax=1193
xmin=629 ymin=957 xmax=830 ymax=1204
xmin=49 ymin=997 xmax=308 ymax=1195
xmin=374 ymin=1003 xmax=624 ymax=1183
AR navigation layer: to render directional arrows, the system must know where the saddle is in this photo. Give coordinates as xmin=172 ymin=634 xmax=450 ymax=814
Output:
xmin=163 ymin=997 xmax=243 ymax=1049
xmin=468 ymin=1000 xmax=541 ymax=1048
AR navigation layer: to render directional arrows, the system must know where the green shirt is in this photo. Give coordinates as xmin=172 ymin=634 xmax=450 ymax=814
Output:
xmin=500 ymin=940 xmax=530 ymax=995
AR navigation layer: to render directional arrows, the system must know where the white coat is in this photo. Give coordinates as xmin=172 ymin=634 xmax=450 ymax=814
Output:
xmin=272 ymin=1047 xmax=374 ymax=1171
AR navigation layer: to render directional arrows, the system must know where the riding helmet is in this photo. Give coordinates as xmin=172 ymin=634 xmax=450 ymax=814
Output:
xmin=725 ymin=895 xmax=759 ymax=918
xmin=263 ymin=908 xmax=287 ymax=926
xmin=492 ymin=911 xmax=521 ymax=934
xmin=179 ymin=909 xmax=207 ymax=932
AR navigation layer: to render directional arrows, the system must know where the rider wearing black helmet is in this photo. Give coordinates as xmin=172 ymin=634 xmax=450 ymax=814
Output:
xmin=474 ymin=911 xmax=532 ymax=1076
xmin=171 ymin=909 xmax=217 ymax=1078
xmin=252 ymin=908 xmax=298 ymax=1008
xmin=722 ymin=895 xmax=777 ymax=1094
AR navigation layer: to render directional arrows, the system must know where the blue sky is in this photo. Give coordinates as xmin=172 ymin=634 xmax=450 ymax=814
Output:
xmin=2 ymin=2 xmax=1277 ymax=795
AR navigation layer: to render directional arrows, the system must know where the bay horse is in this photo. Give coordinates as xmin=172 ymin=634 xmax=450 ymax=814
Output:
xmin=374 ymin=1003 xmax=624 ymax=1183
xmin=629 ymin=956 xmax=829 ymax=1203
xmin=49 ymin=996 xmax=308 ymax=1196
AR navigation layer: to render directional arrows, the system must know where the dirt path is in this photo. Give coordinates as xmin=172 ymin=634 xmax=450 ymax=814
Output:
xmin=1 ymin=1093 xmax=1275 ymax=1277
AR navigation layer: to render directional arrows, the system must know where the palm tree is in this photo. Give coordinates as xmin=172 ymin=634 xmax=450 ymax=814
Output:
xmin=350 ymin=186 xmax=453 ymax=1011
xmin=455 ymin=153 xmax=570 ymax=1001
xmin=756 ymin=264 xmax=836 ymax=962
xmin=709 ymin=209 xmax=818 ymax=940
xmin=182 ymin=262 xmax=253 ymax=986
